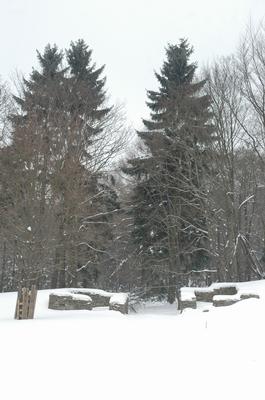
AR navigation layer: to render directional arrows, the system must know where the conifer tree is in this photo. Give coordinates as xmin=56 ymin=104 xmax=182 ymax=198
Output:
xmin=13 ymin=44 xmax=65 ymax=122
xmin=6 ymin=44 xmax=66 ymax=288
xmin=125 ymin=39 xmax=214 ymax=302
xmin=66 ymin=39 xmax=110 ymax=140
xmin=62 ymin=39 xmax=118 ymax=287
xmin=4 ymin=41 xmax=119 ymax=289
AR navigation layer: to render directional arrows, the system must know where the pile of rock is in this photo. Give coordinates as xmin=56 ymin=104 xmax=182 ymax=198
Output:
xmin=213 ymin=292 xmax=260 ymax=307
xmin=48 ymin=289 xmax=129 ymax=314
xmin=179 ymin=284 xmax=259 ymax=311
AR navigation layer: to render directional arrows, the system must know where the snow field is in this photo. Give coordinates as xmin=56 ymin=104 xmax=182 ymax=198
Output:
xmin=0 ymin=281 xmax=264 ymax=400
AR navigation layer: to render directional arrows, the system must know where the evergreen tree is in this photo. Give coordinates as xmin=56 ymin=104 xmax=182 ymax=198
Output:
xmin=3 ymin=41 xmax=119 ymax=289
xmin=66 ymin=39 xmax=110 ymax=139
xmin=61 ymin=39 xmax=117 ymax=288
xmin=125 ymin=39 xmax=214 ymax=302
xmin=67 ymin=39 xmax=106 ymax=102
xmin=6 ymin=44 xmax=66 ymax=288
xmin=13 ymin=44 xmax=65 ymax=122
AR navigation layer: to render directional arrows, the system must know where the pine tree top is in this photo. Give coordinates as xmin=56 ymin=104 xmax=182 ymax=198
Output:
xmin=140 ymin=39 xmax=213 ymax=145
xmin=36 ymin=44 xmax=64 ymax=79
xmin=156 ymin=39 xmax=196 ymax=89
xmin=66 ymin=39 xmax=105 ymax=88
xmin=66 ymin=39 xmax=109 ymax=119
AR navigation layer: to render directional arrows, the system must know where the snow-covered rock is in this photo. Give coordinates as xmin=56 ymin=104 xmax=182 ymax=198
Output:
xmin=240 ymin=293 xmax=260 ymax=300
xmin=49 ymin=288 xmax=129 ymax=313
xmin=179 ymin=288 xmax=197 ymax=310
xmin=213 ymin=294 xmax=239 ymax=307
xmin=109 ymin=293 xmax=129 ymax=314
xmin=179 ymin=283 xmax=260 ymax=310
xmin=71 ymin=289 xmax=113 ymax=307
xmin=194 ymin=288 xmax=214 ymax=302
xmin=48 ymin=292 xmax=93 ymax=310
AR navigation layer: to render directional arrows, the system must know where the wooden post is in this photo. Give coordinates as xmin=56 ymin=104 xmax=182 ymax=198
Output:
xmin=28 ymin=286 xmax=37 ymax=319
xmin=14 ymin=285 xmax=37 ymax=320
xmin=14 ymin=287 xmax=22 ymax=319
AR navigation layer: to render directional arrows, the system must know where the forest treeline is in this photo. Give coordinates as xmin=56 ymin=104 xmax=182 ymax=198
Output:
xmin=1 ymin=24 xmax=265 ymax=302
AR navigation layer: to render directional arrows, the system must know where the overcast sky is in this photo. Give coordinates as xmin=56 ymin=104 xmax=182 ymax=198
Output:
xmin=0 ymin=0 xmax=264 ymax=128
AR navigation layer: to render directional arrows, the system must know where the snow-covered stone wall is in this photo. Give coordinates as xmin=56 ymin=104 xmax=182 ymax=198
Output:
xmin=48 ymin=289 xmax=129 ymax=314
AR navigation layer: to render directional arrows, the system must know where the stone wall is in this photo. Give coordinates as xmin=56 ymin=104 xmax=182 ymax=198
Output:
xmin=179 ymin=284 xmax=260 ymax=311
xmin=48 ymin=289 xmax=129 ymax=314
xmin=49 ymin=293 xmax=93 ymax=310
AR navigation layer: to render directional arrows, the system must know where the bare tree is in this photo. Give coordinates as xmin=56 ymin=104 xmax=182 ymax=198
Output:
xmin=203 ymin=22 xmax=265 ymax=281
xmin=0 ymin=79 xmax=13 ymax=145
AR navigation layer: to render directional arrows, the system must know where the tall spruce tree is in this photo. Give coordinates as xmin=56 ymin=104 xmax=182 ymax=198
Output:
xmin=6 ymin=44 xmax=66 ymax=288
xmin=3 ymin=41 xmax=118 ymax=289
xmin=66 ymin=39 xmax=110 ymax=141
xmin=125 ymin=39 xmax=214 ymax=302
xmin=13 ymin=44 xmax=65 ymax=121
xmin=57 ymin=39 xmax=117 ymax=286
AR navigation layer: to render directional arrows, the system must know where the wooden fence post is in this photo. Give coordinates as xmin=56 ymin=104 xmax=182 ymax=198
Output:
xmin=14 ymin=285 xmax=38 ymax=320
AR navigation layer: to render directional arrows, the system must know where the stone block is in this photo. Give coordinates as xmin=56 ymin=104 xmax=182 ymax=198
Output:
xmin=240 ymin=293 xmax=260 ymax=300
xmin=213 ymin=286 xmax=237 ymax=296
xmin=179 ymin=298 xmax=197 ymax=310
xmin=109 ymin=294 xmax=129 ymax=314
xmin=72 ymin=289 xmax=112 ymax=307
xmin=213 ymin=296 xmax=239 ymax=307
xmin=48 ymin=293 xmax=93 ymax=310
xmin=194 ymin=289 xmax=214 ymax=302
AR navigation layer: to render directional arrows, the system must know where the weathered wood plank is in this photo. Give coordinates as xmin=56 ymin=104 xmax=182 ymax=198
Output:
xmin=28 ymin=286 xmax=37 ymax=319
xmin=14 ymin=286 xmax=38 ymax=320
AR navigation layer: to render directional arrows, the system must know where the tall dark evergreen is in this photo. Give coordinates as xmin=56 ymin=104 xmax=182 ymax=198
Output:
xmin=67 ymin=39 xmax=106 ymax=103
xmin=0 ymin=41 xmax=118 ymax=290
xmin=66 ymin=39 xmax=110 ymax=139
xmin=13 ymin=44 xmax=65 ymax=123
xmin=6 ymin=44 xmax=66 ymax=288
xmin=62 ymin=39 xmax=118 ymax=288
xmin=125 ymin=39 xmax=214 ymax=302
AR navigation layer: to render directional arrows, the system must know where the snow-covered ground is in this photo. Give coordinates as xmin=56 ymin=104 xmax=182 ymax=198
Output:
xmin=1 ymin=281 xmax=265 ymax=400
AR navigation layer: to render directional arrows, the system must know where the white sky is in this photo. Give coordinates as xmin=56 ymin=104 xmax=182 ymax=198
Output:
xmin=0 ymin=0 xmax=264 ymax=128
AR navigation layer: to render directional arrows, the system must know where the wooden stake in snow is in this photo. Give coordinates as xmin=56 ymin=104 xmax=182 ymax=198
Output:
xmin=14 ymin=286 xmax=37 ymax=320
